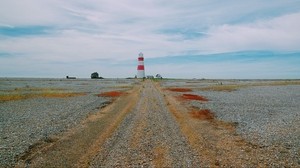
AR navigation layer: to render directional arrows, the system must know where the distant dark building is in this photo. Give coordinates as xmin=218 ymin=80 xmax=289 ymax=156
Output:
xmin=156 ymin=74 xmax=162 ymax=79
xmin=91 ymin=72 xmax=103 ymax=79
xmin=66 ymin=76 xmax=76 ymax=79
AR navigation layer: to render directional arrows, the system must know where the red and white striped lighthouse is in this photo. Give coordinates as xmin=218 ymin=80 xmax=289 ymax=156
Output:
xmin=137 ymin=52 xmax=145 ymax=78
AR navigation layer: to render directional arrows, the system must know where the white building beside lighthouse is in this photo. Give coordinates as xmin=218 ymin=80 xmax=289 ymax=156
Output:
xmin=137 ymin=52 xmax=145 ymax=78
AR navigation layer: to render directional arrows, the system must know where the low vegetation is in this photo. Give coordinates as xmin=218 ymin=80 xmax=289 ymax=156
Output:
xmin=0 ymin=87 xmax=86 ymax=102
xmin=180 ymin=94 xmax=209 ymax=101
xmin=97 ymin=91 xmax=124 ymax=97
xmin=166 ymin=88 xmax=193 ymax=92
xmin=189 ymin=109 xmax=214 ymax=120
xmin=199 ymin=80 xmax=300 ymax=92
xmin=199 ymin=85 xmax=243 ymax=92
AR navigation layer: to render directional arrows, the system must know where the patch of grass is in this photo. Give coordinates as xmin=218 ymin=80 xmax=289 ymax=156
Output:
xmin=199 ymin=80 xmax=300 ymax=92
xmin=12 ymin=87 xmax=65 ymax=92
xmin=189 ymin=109 xmax=214 ymax=120
xmin=0 ymin=94 xmax=28 ymax=101
xmin=97 ymin=91 xmax=124 ymax=97
xmin=180 ymin=94 xmax=209 ymax=101
xmin=0 ymin=87 xmax=86 ymax=102
xmin=200 ymin=85 xmax=243 ymax=92
xmin=39 ymin=92 xmax=86 ymax=98
xmin=257 ymin=80 xmax=300 ymax=86
xmin=153 ymin=146 xmax=170 ymax=167
xmin=113 ymin=85 xmax=133 ymax=89
xmin=0 ymin=92 xmax=86 ymax=102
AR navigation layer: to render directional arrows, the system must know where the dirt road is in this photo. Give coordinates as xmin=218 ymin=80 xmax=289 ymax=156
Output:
xmin=16 ymin=81 xmax=198 ymax=167
xmin=90 ymin=80 xmax=199 ymax=167
xmin=16 ymin=80 xmax=299 ymax=167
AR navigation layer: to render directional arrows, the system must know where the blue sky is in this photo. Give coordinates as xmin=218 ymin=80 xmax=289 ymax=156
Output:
xmin=0 ymin=0 xmax=300 ymax=79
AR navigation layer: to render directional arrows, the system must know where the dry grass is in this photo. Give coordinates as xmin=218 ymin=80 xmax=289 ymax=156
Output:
xmin=199 ymin=84 xmax=244 ymax=92
xmin=107 ymin=85 xmax=133 ymax=89
xmin=0 ymin=87 xmax=86 ymax=102
xmin=180 ymin=94 xmax=209 ymax=101
xmin=166 ymin=87 xmax=193 ymax=92
xmin=189 ymin=109 xmax=214 ymax=120
xmin=256 ymin=80 xmax=300 ymax=86
xmin=97 ymin=91 xmax=124 ymax=97
xmin=199 ymin=80 xmax=300 ymax=92
xmin=153 ymin=146 xmax=171 ymax=167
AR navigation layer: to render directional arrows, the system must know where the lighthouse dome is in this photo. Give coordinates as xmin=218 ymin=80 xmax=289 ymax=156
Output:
xmin=139 ymin=52 xmax=143 ymax=57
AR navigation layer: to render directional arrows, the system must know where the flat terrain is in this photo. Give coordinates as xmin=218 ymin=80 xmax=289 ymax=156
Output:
xmin=0 ymin=78 xmax=299 ymax=167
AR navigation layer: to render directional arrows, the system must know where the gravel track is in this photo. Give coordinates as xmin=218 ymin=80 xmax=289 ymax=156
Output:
xmin=90 ymin=81 xmax=199 ymax=167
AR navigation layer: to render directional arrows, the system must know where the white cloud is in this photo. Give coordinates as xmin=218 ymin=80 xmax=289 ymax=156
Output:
xmin=0 ymin=0 xmax=65 ymax=26
xmin=199 ymin=12 xmax=300 ymax=52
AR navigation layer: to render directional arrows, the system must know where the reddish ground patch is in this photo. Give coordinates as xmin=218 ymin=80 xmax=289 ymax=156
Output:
xmin=181 ymin=94 xmax=208 ymax=101
xmin=97 ymin=91 xmax=123 ymax=97
xmin=166 ymin=88 xmax=192 ymax=92
xmin=189 ymin=109 xmax=214 ymax=120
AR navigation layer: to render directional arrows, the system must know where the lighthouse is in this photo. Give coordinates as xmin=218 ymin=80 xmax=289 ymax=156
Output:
xmin=137 ymin=52 xmax=145 ymax=78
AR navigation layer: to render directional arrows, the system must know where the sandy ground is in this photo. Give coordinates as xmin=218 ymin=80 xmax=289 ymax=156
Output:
xmin=1 ymin=79 xmax=299 ymax=167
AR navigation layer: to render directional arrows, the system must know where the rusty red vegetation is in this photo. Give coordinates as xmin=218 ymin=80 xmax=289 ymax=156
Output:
xmin=189 ymin=109 xmax=214 ymax=120
xmin=97 ymin=91 xmax=123 ymax=97
xmin=166 ymin=88 xmax=192 ymax=92
xmin=181 ymin=94 xmax=208 ymax=101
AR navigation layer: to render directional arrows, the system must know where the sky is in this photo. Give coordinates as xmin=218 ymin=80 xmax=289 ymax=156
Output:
xmin=0 ymin=0 xmax=300 ymax=79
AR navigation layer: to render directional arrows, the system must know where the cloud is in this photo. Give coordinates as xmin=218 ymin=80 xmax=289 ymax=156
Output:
xmin=0 ymin=0 xmax=300 ymax=78
xmin=199 ymin=13 xmax=300 ymax=52
xmin=0 ymin=0 xmax=65 ymax=26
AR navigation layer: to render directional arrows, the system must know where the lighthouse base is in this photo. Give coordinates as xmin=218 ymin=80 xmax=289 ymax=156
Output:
xmin=137 ymin=70 xmax=145 ymax=78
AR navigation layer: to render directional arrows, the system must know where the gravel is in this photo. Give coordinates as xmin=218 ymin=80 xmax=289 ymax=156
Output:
xmin=90 ymin=81 xmax=199 ymax=167
xmin=2 ymin=78 xmax=299 ymax=166
xmin=161 ymin=80 xmax=300 ymax=165
xmin=161 ymin=80 xmax=299 ymax=149
xmin=197 ymin=85 xmax=300 ymax=145
xmin=188 ymin=85 xmax=300 ymax=160
xmin=0 ymin=78 xmax=135 ymax=167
